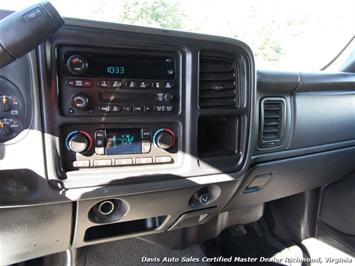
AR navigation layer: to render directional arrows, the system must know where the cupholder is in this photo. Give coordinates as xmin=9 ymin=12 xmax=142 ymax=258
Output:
xmin=88 ymin=198 xmax=128 ymax=224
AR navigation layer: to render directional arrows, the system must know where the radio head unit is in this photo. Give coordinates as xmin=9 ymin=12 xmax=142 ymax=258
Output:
xmin=58 ymin=47 xmax=180 ymax=116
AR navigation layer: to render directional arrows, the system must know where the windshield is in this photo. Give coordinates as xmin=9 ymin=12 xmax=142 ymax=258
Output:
xmin=2 ymin=0 xmax=354 ymax=70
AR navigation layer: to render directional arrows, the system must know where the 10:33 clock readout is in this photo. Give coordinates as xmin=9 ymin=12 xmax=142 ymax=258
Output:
xmin=106 ymin=65 xmax=125 ymax=75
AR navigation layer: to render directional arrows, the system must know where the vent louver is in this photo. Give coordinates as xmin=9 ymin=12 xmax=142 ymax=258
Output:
xmin=259 ymin=98 xmax=285 ymax=148
xmin=199 ymin=54 xmax=238 ymax=108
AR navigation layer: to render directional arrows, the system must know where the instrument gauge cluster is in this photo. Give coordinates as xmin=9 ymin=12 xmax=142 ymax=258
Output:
xmin=0 ymin=77 xmax=26 ymax=144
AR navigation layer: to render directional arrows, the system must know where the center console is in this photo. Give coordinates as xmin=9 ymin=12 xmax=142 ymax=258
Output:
xmin=35 ymin=21 xmax=255 ymax=250
xmin=57 ymin=46 xmax=182 ymax=172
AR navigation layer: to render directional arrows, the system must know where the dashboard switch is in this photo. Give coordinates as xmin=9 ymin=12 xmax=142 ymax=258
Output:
xmin=66 ymin=55 xmax=88 ymax=75
xmin=153 ymin=128 xmax=176 ymax=150
xmin=135 ymin=157 xmax=153 ymax=165
xmin=163 ymin=92 xmax=174 ymax=102
xmin=193 ymin=187 xmax=211 ymax=206
xmin=93 ymin=159 xmax=112 ymax=167
xmin=155 ymin=156 xmax=173 ymax=164
xmin=72 ymin=94 xmax=89 ymax=110
xmin=66 ymin=131 xmax=91 ymax=153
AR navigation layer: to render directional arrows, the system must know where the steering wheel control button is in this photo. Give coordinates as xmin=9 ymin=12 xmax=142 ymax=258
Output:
xmin=66 ymin=55 xmax=88 ymax=75
xmin=72 ymin=94 xmax=89 ymax=110
xmin=135 ymin=157 xmax=153 ymax=165
xmin=155 ymin=156 xmax=173 ymax=164
xmin=115 ymin=158 xmax=134 ymax=166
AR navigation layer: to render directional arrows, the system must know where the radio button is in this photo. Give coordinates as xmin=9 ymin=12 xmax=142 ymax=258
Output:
xmin=111 ymin=105 xmax=121 ymax=112
xmin=152 ymin=81 xmax=163 ymax=89
xmin=93 ymin=159 xmax=112 ymax=167
xmin=165 ymin=105 xmax=175 ymax=112
xmin=75 ymin=80 xmax=84 ymax=87
xmin=111 ymin=80 xmax=122 ymax=88
xmin=164 ymin=81 xmax=175 ymax=89
xmin=154 ymin=105 xmax=164 ymax=112
xmin=144 ymin=105 xmax=153 ymax=112
xmin=133 ymin=106 xmax=143 ymax=112
xmin=127 ymin=81 xmax=138 ymax=88
xmin=122 ymin=106 xmax=132 ymax=112
xmin=83 ymin=80 xmax=93 ymax=87
xmin=166 ymin=69 xmax=174 ymax=76
xmin=98 ymin=105 xmax=111 ymax=112
xmin=135 ymin=157 xmax=153 ymax=165
xmin=142 ymin=141 xmax=151 ymax=153
xmin=98 ymin=80 xmax=109 ymax=88
xmin=139 ymin=81 xmax=150 ymax=88
xmin=66 ymin=80 xmax=75 ymax=87
xmin=155 ymin=156 xmax=173 ymax=164
xmin=163 ymin=93 xmax=174 ymax=102
xmin=156 ymin=93 xmax=164 ymax=102
xmin=115 ymin=158 xmax=134 ymax=166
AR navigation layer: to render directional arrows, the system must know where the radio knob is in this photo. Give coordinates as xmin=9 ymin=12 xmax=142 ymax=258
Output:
xmin=154 ymin=129 xmax=176 ymax=150
xmin=66 ymin=55 xmax=88 ymax=75
xmin=68 ymin=133 xmax=89 ymax=153
xmin=163 ymin=93 xmax=174 ymax=102
xmin=72 ymin=94 xmax=89 ymax=110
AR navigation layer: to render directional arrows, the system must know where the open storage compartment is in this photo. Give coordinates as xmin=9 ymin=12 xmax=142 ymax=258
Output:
xmin=84 ymin=216 xmax=167 ymax=241
xmin=198 ymin=116 xmax=239 ymax=157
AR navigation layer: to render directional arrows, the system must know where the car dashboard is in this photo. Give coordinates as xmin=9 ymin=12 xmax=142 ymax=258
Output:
xmin=1 ymin=11 xmax=355 ymax=265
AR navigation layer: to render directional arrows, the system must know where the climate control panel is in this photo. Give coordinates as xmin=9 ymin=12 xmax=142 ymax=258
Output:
xmin=61 ymin=123 xmax=179 ymax=171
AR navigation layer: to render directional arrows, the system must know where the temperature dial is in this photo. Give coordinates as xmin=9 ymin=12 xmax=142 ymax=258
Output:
xmin=0 ymin=118 xmax=22 ymax=142
xmin=65 ymin=131 xmax=92 ymax=153
xmin=153 ymin=128 xmax=176 ymax=150
xmin=66 ymin=55 xmax=88 ymax=75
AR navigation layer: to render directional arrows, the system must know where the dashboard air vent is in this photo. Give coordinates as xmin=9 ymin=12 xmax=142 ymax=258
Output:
xmin=259 ymin=98 xmax=286 ymax=148
xmin=199 ymin=54 xmax=238 ymax=108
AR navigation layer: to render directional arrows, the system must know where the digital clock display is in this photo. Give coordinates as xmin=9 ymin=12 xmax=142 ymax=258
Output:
xmin=106 ymin=66 xmax=125 ymax=75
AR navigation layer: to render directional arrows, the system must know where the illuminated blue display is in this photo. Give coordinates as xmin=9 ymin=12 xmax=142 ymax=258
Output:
xmin=106 ymin=66 xmax=125 ymax=75
xmin=105 ymin=129 xmax=142 ymax=155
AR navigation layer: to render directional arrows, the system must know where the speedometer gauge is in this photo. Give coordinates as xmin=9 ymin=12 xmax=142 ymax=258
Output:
xmin=0 ymin=118 xmax=23 ymax=142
